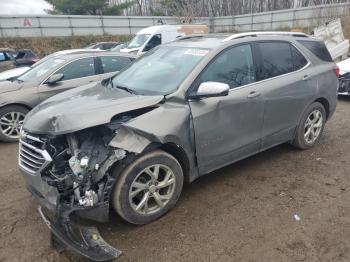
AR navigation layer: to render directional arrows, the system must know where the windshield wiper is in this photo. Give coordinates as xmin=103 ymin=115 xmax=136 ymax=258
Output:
xmin=107 ymin=78 xmax=139 ymax=95
xmin=115 ymin=85 xmax=138 ymax=95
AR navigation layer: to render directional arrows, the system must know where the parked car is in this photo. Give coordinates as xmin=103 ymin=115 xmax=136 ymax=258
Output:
xmin=13 ymin=49 xmax=39 ymax=67
xmin=110 ymin=43 xmax=127 ymax=52
xmin=120 ymin=24 xmax=208 ymax=55
xmin=337 ymin=57 xmax=350 ymax=95
xmin=0 ymin=51 xmax=135 ymax=142
xmin=85 ymin=42 xmax=121 ymax=50
xmin=0 ymin=49 xmax=106 ymax=82
xmin=19 ymin=32 xmax=338 ymax=260
xmin=0 ymin=48 xmax=16 ymax=72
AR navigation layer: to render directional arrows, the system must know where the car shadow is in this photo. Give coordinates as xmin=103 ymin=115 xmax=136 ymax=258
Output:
xmin=100 ymin=142 xmax=296 ymax=231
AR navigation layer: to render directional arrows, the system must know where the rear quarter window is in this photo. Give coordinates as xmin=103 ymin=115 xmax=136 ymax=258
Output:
xmin=297 ymin=40 xmax=333 ymax=62
xmin=257 ymin=42 xmax=294 ymax=79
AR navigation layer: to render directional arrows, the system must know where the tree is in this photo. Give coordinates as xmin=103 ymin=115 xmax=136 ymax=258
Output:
xmin=47 ymin=0 xmax=134 ymax=15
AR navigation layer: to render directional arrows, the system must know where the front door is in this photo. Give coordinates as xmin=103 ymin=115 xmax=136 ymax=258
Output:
xmin=38 ymin=57 xmax=100 ymax=101
xmin=188 ymin=44 xmax=264 ymax=174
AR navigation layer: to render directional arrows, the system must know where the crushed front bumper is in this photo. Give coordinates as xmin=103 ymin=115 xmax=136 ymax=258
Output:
xmin=21 ymin=170 xmax=121 ymax=261
xmin=38 ymin=206 xmax=121 ymax=261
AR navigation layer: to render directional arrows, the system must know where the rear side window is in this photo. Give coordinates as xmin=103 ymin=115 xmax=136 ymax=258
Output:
xmin=291 ymin=45 xmax=308 ymax=70
xmin=298 ymin=40 xmax=333 ymax=62
xmin=258 ymin=42 xmax=294 ymax=79
xmin=56 ymin=57 xmax=95 ymax=81
xmin=100 ymin=56 xmax=133 ymax=73
xmin=198 ymin=44 xmax=255 ymax=89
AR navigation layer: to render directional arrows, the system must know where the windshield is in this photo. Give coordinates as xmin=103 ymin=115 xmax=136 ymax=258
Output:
xmin=112 ymin=46 xmax=209 ymax=95
xmin=18 ymin=57 xmax=66 ymax=82
xmin=126 ymin=34 xmax=151 ymax=49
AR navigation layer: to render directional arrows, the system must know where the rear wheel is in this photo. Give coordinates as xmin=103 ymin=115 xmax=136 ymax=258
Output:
xmin=112 ymin=150 xmax=183 ymax=225
xmin=0 ymin=105 xmax=28 ymax=142
xmin=291 ymin=102 xmax=326 ymax=149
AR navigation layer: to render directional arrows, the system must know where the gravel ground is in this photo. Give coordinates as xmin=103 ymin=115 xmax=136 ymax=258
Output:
xmin=0 ymin=97 xmax=349 ymax=262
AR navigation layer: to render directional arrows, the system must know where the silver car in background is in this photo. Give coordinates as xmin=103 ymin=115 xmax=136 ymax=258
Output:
xmin=0 ymin=51 xmax=136 ymax=142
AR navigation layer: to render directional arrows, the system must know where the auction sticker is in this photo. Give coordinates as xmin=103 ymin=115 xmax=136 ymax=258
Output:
xmin=184 ymin=49 xmax=209 ymax=56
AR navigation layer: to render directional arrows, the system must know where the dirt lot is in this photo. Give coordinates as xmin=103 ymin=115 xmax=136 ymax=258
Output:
xmin=0 ymin=98 xmax=349 ymax=262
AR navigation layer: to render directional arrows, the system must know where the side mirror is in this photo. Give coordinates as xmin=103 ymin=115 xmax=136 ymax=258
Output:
xmin=190 ymin=81 xmax=230 ymax=99
xmin=45 ymin=73 xmax=64 ymax=85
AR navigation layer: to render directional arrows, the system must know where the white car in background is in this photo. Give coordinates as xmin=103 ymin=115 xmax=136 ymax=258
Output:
xmin=0 ymin=66 xmax=30 ymax=81
xmin=337 ymin=58 xmax=350 ymax=95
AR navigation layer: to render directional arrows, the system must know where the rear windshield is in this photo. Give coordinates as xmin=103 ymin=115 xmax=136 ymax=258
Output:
xmin=298 ymin=40 xmax=333 ymax=62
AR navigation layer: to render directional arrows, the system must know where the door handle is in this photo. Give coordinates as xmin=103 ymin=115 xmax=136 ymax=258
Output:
xmin=247 ymin=91 xmax=260 ymax=99
xmin=302 ymin=75 xmax=310 ymax=81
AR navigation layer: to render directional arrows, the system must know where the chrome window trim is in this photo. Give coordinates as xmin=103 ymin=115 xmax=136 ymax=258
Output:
xmin=227 ymin=41 xmax=312 ymax=93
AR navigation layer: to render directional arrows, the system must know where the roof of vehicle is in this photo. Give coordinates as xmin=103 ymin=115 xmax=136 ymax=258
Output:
xmin=57 ymin=50 xmax=137 ymax=60
xmin=89 ymin=41 xmax=120 ymax=45
xmin=168 ymin=32 xmax=316 ymax=49
xmin=137 ymin=24 xmax=208 ymax=35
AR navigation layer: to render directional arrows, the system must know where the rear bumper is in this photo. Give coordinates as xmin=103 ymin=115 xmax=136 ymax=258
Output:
xmin=38 ymin=206 xmax=122 ymax=261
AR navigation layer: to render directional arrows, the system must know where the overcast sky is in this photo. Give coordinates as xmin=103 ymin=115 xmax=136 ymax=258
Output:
xmin=0 ymin=0 xmax=52 ymax=15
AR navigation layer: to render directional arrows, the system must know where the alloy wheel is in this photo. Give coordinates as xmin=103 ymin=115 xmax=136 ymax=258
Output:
xmin=129 ymin=164 xmax=176 ymax=215
xmin=0 ymin=111 xmax=25 ymax=139
xmin=304 ymin=109 xmax=323 ymax=144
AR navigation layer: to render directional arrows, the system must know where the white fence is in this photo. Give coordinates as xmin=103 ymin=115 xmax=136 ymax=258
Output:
xmin=0 ymin=3 xmax=349 ymax=38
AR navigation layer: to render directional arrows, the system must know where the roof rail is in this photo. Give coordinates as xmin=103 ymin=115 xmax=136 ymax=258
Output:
xmin=222 ymin=31 xmax=309 ymax=42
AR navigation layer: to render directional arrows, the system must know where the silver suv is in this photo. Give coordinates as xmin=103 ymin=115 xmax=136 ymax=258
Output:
xmin=19 ymin=32 xmax=338 ymax=260
xmin=0 ymin=51 xmax=135 ymax=142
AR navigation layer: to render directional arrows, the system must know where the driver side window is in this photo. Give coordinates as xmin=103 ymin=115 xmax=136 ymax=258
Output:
xmin=198 ymin=44 xmax=256 ymax=89
xmin=143 ymin=34 xmax=161 ymax=52
xmin=56 ymin=57 xmax=95 ymax=81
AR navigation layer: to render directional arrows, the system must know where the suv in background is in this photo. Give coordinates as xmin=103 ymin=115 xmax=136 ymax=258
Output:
xmin=19 ymin=32 xmax=338 ymax=260
xmin=0 ymin=51 xmax=136 ymax=142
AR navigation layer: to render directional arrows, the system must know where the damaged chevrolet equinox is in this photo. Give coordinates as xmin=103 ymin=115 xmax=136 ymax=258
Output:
xmin=19 ymin=32 xmax=338 ymax=261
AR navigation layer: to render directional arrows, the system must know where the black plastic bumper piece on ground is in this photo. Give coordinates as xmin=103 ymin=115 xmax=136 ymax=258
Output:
xmin=38 ymin=206 xmax=122 ymax=261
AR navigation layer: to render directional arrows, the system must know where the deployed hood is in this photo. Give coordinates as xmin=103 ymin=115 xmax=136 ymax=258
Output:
xmin=23 ymin=81 xmax=164 ymax=135
xmin=0 ymin=80 xmax=23 ymax=94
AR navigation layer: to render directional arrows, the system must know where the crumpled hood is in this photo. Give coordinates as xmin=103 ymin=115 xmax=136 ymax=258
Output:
xmin=23 ymin=81 xmax=164 ymax=135
xmin=0 ymin=80 xmax=23 ymax=94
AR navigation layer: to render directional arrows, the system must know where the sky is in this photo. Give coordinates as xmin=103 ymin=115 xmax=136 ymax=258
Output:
xmin=0 ymin=0 xmax=52 ymax=15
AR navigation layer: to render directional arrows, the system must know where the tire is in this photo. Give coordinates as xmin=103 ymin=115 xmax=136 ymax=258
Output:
xmin=0 ymin=105 xmax=29 ymax=143
xmin=112 ymin=150 xmax=184 ymax=225
xmin=291 ymin=102 xmax=326 ymax=150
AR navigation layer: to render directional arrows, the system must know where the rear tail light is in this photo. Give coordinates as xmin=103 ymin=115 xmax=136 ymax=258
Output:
xmin=334 ymin=65 xmax=340 ymax=78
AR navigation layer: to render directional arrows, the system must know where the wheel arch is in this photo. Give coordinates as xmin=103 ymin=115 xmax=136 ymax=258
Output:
xmin=314 ymin=97 xmax=330 ymax=119
xmin=143 ymin=142 xmax=191 ymax=184
xmin=0 ymin=103 xmax=32 ymax=111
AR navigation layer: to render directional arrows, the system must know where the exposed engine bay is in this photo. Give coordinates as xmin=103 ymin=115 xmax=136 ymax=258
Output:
xmin=19 ymin=111 xmax=158 ymax=261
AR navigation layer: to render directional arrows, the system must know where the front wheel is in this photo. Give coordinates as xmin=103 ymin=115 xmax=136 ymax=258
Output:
xmin=291 ymin=102 xmax=326 ymax=150
xmin=112 ymin=150 xmax=184 ymax=225
xmin=0 ymin=105 xmax=28 ymax=142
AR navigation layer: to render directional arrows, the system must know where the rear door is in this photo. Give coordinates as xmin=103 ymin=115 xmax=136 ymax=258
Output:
xmin=255 ymin=41 xmax=315 ymax=149
xmin=189 ymin=44 xmax=264 ymax=174
xmin=38 ymin=57 xmax=100 ymax=101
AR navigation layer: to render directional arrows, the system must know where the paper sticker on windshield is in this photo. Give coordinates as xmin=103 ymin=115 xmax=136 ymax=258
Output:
xmin=184 ymin=49 xmax=208 ymax=56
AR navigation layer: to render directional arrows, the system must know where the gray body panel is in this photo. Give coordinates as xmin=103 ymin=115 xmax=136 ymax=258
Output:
xmin=21 ymin=34 xmax=338 ymax=182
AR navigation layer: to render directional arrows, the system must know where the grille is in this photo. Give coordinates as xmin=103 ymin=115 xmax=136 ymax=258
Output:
xmin=19 ymin=133 xmax=52 ymax=174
